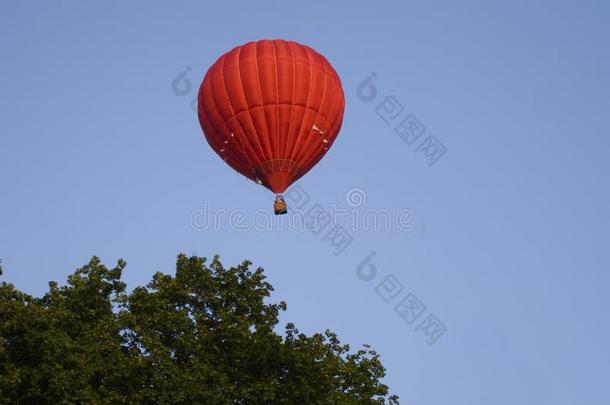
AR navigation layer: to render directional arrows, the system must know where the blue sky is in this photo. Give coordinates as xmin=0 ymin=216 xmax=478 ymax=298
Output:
xmin=1 ymin=1 xmax=609 ymax=404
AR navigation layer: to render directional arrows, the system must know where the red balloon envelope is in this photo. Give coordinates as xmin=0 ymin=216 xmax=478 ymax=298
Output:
xmin=197 ymin=39 xmax=345 ymax=212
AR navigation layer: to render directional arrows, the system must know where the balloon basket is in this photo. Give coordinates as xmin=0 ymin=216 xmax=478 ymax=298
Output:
xmin=274 ymin=195 xmax=287 ymax=215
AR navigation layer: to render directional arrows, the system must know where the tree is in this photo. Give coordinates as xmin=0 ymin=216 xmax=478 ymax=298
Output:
xmin=0 ymin=255 xmax=398 ymax=404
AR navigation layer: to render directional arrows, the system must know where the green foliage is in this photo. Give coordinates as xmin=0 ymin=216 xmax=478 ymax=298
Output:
xmin=0 ymin=255 xmax=398 ymax=404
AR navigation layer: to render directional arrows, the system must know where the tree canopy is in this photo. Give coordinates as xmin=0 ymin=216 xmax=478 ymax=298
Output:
xmin=0 ymin=255 xmax=398 ymax=404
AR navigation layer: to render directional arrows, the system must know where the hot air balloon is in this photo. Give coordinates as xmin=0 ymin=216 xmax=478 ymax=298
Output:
xmin=197 ymin=39 xmax=345 ymax=214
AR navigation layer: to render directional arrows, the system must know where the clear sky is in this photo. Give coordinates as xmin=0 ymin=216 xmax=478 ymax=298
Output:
xmin=1 ymin=1 xmax=609 ymax=404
